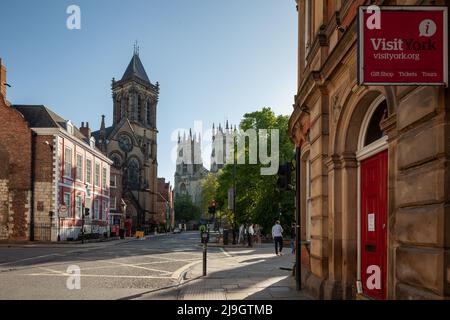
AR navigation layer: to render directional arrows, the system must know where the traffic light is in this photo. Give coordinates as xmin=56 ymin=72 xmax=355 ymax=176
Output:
xmin=208 ymin=200 xmax=216 ymax=214
xmin=277 ymin=163 xmax=292 ymax=191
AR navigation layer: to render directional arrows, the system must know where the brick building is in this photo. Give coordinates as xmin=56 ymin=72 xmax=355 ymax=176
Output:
xmin=0 ymin=58 xmax=33 ymax=241
xmin=289 ymin=1 xmax=449 ymax=299
xmin=0 ymin=57 xmax=113 ymax=242
xmin=13 ymin=106 xmax=113 ymax=241
xmin=156 ymin=178 xmax=175 ymax=230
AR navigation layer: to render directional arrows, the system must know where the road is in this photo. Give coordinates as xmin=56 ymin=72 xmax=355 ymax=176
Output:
xmin=0 ymin=231 xmax=225 ymax=300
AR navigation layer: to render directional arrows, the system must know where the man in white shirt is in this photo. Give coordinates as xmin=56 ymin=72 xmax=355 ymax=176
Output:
xmin=272 ymin=220 xmax=284 ymax=256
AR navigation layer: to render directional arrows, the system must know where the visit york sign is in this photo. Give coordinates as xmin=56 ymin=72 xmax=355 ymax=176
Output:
xmin=358 ymin=6 xmax=448 ymax=86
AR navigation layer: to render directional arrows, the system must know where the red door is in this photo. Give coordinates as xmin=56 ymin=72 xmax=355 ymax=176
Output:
xmin=361 ymin=150 xmax=388 ymax=300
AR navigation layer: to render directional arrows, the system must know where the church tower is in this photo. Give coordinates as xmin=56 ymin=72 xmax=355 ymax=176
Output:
xmin=93 ymin=46 xmax=159 ymax=231
xmin=210 ymin=121 xmax=235 ymax=173
xmin=174 ymin=129 xmax=208 ymax=207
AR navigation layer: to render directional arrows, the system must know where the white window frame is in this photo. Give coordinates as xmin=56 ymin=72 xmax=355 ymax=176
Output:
xmin=63 ymin=192 xmax=72 ymax=218
xmin=86 ymin=159 xmax=92 ymax=185
xmin=95 ymin=162 xmax=100 ymax=187
xmin=102 ymin=167 xmax=107 ymax=189
xmin=102 ymin=200 xmax=108 ymax=221
xmin=94 ymin=199 xmax=99 ymax=220
xmin=76 ymin=153 xmax=83 ymax=181
xmin=110 ymin=196 xmax=116 ymax=210
xmin=75 ymin=195 xmax=83 ymax=219
xmin=64 ymin=147 xmax=72 ymax=179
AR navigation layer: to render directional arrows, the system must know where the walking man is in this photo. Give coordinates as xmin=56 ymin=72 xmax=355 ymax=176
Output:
xmin=290 ymin=222 xmax=296 ymax=254
xmin=272 ymin=220 xmax=284 ymax=256
xmin=247 ymin=224 xmax=254 ymax=247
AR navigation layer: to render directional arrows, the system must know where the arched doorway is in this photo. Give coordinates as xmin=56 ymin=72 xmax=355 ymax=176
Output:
xmin=356 ymin=96 xmax=388 ymax=300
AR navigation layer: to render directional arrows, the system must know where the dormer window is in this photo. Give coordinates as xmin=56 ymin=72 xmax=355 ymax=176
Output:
xmin=66 ymin=120 xmax=74 ymax=135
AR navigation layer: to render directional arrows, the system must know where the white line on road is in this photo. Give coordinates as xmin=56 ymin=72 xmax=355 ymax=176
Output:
xmin=220 ymin=248 xmax=232 ymax=257
xmin=23 ymin=273 xmax=172 ymax=279
xmin=102 ymin=260 xmax=172 ymax=275
xmin=0 ymin=253 xmax=64 ymax=266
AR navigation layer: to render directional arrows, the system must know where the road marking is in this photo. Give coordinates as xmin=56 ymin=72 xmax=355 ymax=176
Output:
xmin=102 ymin=261 xmax=172 ymax=275
xmin=23 ymin=273 xmax=172 ymax=279
xmin=38 ymin=267 xmax=65 ymax=274
xmin=220 ymin=248 xmax=232 ymax=257
xmin=0 ymin=253 xmax=63 ymax=266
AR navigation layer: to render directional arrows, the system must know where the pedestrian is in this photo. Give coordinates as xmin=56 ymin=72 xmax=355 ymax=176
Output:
xmin=238 ymin=224 xmax=244 ymax=244
xmin=254 ymin=224 xmax=261 ymax=245
xmin=290 ymin=222 xmax=296 ymax=254
xmin=272 ymin=220 xmax=284 ymax=256
xmin=247 ymin=224 xmax=254 ymax=247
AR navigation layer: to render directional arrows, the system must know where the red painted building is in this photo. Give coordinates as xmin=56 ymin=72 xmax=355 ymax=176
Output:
xmin=14 ymin=106 xmax=113 ymax=241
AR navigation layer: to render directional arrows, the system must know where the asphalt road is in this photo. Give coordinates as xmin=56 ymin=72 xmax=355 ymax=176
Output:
xmin=0 ymin=231 xmax=224 ymax=300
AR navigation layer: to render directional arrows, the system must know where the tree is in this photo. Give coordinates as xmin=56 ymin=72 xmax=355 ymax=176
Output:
xmin=215 ymin=108 xmax=295 ymax=234
xmin=201 ymin=173 xmax=218 ymax=217
xmin=174 ymin=194 xmax=201 ymax=222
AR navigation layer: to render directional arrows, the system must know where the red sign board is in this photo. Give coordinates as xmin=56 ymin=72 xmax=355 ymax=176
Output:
xmin=358 ymin=6 xmax=448 ymax=86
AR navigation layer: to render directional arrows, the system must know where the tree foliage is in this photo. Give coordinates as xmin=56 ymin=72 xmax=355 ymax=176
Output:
xmin=201 ymin=173 xmax=219 ymax=217
xmin=215 ymin=108 xmax=295 ymax=235
xmin=174 ymin=194 xmax=201 ymax=222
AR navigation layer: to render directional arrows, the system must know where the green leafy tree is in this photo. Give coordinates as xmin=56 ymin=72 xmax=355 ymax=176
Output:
xmin=201 ymin=173 xmax=219 ymax=217
xmin=174 ymin=194 xmax=201 ymax=222
xmin=215 ymin=108 xmax=295 ymax=235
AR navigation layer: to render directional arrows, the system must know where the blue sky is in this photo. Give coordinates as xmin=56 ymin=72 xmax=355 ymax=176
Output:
xmin=1 ymin=0 xmax=298 ymax=184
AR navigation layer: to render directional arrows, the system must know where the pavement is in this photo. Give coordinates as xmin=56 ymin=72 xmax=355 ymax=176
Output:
xmin=137 ymin=241 xmax=313 ymax=300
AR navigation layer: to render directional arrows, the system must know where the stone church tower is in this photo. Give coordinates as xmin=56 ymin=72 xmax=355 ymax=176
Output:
xmin=93 ymin=48 xmax=159 ymax=231
xmin=210 ymin=121 xmax=235 ymax=173
xmin=174 ymin=130 xmax=208 ymax=207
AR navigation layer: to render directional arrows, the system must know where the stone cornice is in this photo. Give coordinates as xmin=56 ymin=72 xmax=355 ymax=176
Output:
xmin=295 ymin=19 xmax=357 ymax=110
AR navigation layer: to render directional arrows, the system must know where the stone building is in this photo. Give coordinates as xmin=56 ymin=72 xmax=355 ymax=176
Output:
xmin=13 ymin=107 xmax=112 ymax=241
xmin=174 ymin=130 xmax=208 ymax=207
xmin=174 ymin=122 xmax=235 ymax=209
xmin=0 ymin=58 xmax=33 ymax=241
xmin=92 ymin=49 xmax=159 ymax=233
xmin=289 ymin=0 xmax=449 ymax=300
xmin=210 ymin=121 xmax=235 ymax=173
xmin=156 ymin=178 xmax=175 ymax=230
xmin=0 ymin=58 xmax=112 ymax=242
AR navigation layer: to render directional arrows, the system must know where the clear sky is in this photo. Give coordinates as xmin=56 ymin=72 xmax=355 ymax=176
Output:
xmin=1 ymin=0 xmax=298 ymax=185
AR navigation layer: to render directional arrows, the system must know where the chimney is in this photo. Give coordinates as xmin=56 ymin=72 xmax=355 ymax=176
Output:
xmin=80 ymin=121 xmax=92 ymax=139
xmin=0 ymin=58 xmax=6 ymax=98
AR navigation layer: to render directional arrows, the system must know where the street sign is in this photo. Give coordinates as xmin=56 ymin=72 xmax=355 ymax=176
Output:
xmin=358 ymin=6 xmax=448 ymax=86
xmin=59 ymin=204 xmax=67 ymax=214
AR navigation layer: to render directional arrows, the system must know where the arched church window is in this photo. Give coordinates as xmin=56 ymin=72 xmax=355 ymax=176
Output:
xmin=179 ymin=149 xmax=183 ymax=157
xmin=146 ymin=100 xmax=151 ymax=126
xmin=180 ymin=183 xmax=187 ymax=195
xmin=182 ymin=162 xmax=187 ymax=174
xmin=364 ymin=100 xmax=388 ymax=147
xmin=137 ymin=96 xmax=142 ymax=122
xmin=110 ymin=153 xmax=122 ymax=168
xmin=128 ymin=158 xmax=140 ymax=188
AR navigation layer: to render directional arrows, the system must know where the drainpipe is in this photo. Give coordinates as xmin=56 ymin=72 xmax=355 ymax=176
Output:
xmin=295 ymin=147 xmax=301 ymax=290
xmin=30 ymin=132 xmax=36 ymax=241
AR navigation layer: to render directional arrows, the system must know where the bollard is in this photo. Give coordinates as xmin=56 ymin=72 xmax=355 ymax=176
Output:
xmin=203 ymin=243 xmax=207 ymax=276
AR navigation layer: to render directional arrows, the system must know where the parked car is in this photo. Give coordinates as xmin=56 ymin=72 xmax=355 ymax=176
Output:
xmin=173 ymin=227 xmax=181 ymax=234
